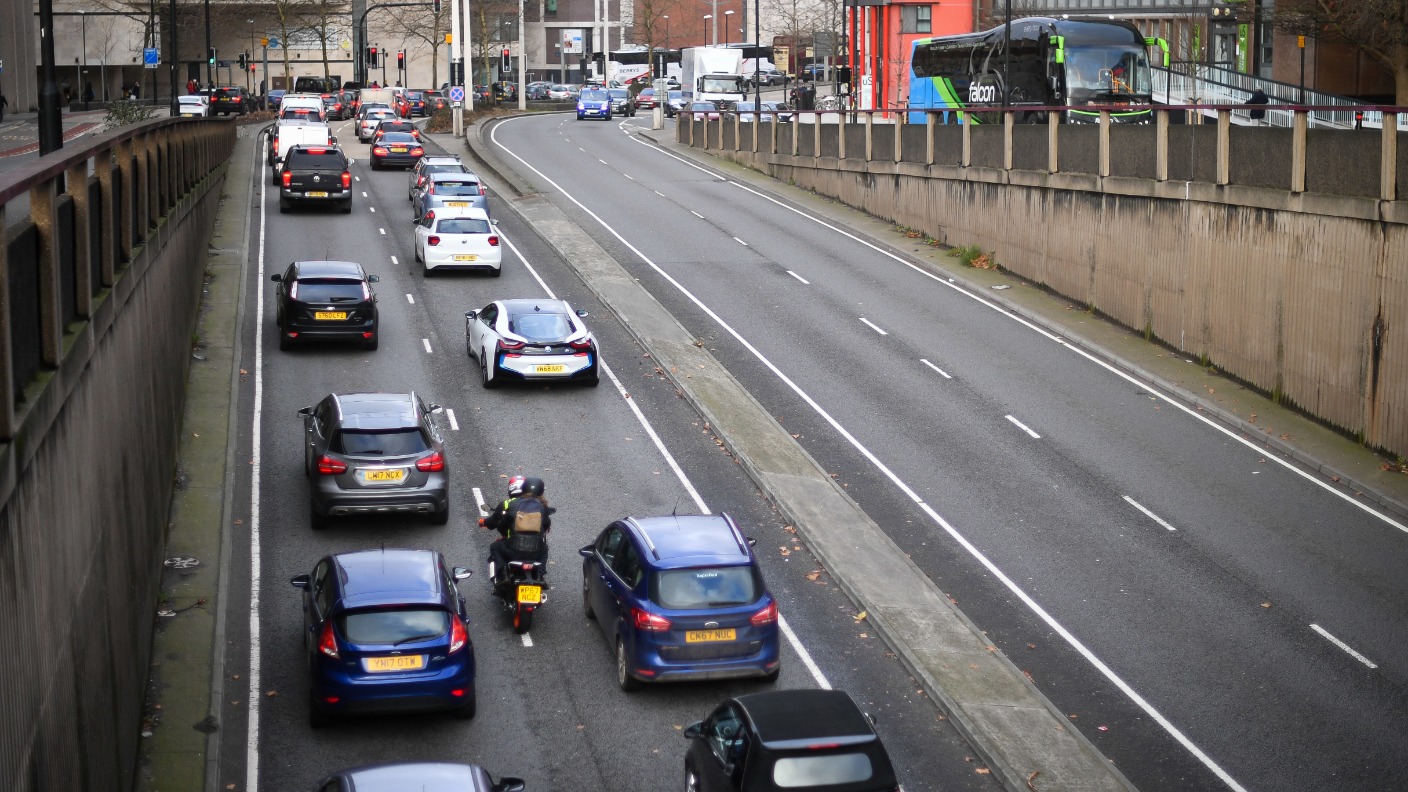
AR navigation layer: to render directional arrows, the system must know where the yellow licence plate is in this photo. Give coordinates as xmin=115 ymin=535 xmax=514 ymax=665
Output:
xmin=453 ymin=254 xmax=478 ymax=261
xmin=517 ymin=585 xmax=542 ymax=604
xmin=307 ymin=191 xmax=329 ymax=198
xmin=365 ymin=655 xmax=425 ymax=672
xmin=363 ymin=468 xmax=405 ymax=482
xmin=535 ymin=364 xmax=566 ymax=374
xmin=685 ymin=629 xmax=737 ymax=643
xmin=314 ymin=311 xmax=347 ymax=320
xmin=446 ymin=201 xmax=469 ymax=207
xmin=391 ymin=146 xmax=407 ymax=153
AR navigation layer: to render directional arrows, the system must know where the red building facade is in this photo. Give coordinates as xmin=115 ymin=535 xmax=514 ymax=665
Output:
xmin=847 ymin=0 xmax=969 ymax=112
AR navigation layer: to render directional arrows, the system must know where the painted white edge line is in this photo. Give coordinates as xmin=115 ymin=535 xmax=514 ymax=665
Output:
xmin=422 ymin=338 xmax=433 ymax=354
xmin=495 ymin=119 xmax=1244 ymax=792
xmin=654 ymin=190 xmax=666 ymax=197
xmin=1124 ymin=496 xmax=1178 ymax=532
xmin=599 ymin=158 xmax=608 ymax=165
xmin=1309 ymin=624 xmax=1377 ymax=669
xmin=786 ymin=270 xmax=810 ymax=285
xmin=625 ymin=174 xmax=635 ymax=181
xmin=472 ymin=487 xmax=488 ymax=518
xmin=859 ymin=318 xmax=888 ymax=336
xmin=920 ymin=358 xmax=952 ymax=379
xmin=246 ymin=127 xmax=269 ymax=792
xmin=445 ymin=408 xmax=459 ymax=431
xmin=494 ymin=223 xmax=828 ymax=690
xmin=1005 ymin=415 xmax=1041 ymax=439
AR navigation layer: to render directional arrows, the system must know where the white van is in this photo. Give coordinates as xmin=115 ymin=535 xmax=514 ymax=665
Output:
xmin=278 ymin=94 xmax=327 ymax=121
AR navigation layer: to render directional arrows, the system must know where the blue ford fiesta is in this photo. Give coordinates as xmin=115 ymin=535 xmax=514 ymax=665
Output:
xmin=292 ymin=548 xmax=476 ymax=727
xmin=580 ymin=514 xmax=781 ymax=690
xmin=577 ymin=89 xmax=613 ymax=121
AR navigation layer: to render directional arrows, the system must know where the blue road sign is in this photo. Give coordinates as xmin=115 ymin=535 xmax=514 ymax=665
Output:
xmin=448 ymin=86 xmax=465 ymax=102
xmin=267 ymin=37 xmax=280 ymax=49
xmin=143 ymin=48 xmax=159 ymax=69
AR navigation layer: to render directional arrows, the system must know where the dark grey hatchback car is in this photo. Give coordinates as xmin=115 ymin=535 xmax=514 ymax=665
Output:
xmin=300 ymin=392 xmax=450 ymax=529
xmin=310 ymin=762 xmax=524 ymax=792
xmin=272 ymin=260 xmax=380 ymax=350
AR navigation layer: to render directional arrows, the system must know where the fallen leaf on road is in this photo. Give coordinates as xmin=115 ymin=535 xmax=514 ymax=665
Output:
xmin=975 ymin=768 xmax=991 ymax=774
xmin=1026 ymin=770 xmax=1042 ymax=790
xmin=858 ymin=633 xmax=868 ymax=638
xmin=673 ymin=724 xmax=683 ymax=730
xmin=1260 ymin=601 xmax=1272 ymax=609
xmin=1027 ymin=643 xmax=1037 ymax=650
xmin=1098 ymin=725 xmax=1109 ymax=731
xmin=805 ymin=570 xmax=822 ymax=581
xmin=854 ymin=611 xmax=867 ymax=622
xmin=265 ymin=690 xmax=278 ymax=697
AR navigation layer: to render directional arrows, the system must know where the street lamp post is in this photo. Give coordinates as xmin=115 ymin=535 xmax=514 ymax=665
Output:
xmin=709 ymin=0 xmax=718 ymax=45
xmin=204 ymin=0 xmax=213 ymax=89
xmin=724 ymin=10 xmax=734 ymax=47
xmin=79 ymin=11 xmax=88 ymax=108
xmin=704 ymin=14 xmax=714 ymax=45
xmin=247 ymin=20 xmax=255 ymax=93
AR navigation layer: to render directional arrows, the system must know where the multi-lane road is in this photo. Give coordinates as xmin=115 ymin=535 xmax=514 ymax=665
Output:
xmin=218 ymin=110 xmax=1408 ymax=792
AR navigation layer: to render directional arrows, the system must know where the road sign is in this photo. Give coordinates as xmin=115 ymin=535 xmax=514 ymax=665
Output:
xmin=261 ymin=37 xmax=269 ymax=47
xmin=449 ymin=86 xmax=465 ymax=102
xmin=267 ymin=37 xmax=280 ymax=49
xmin=143 ymin=48 xmax=159 ymax=69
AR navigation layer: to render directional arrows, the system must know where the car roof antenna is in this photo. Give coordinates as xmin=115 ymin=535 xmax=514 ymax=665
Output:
xmin=671 ymin=493 xmax=684 ymax=518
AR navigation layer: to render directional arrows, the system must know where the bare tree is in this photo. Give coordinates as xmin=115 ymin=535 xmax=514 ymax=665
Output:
xmin=630 ymin=0 xmax=677 ymax=81
xmin=470 ymin=0 xmax=518 ymax=97
xmin=1272 ymin=0 xmax=1408 ymax=103
xmin=386 ymin=4 xmax=453 ymax=87
xmin=304 ymin=0 xmax=353 ymax=81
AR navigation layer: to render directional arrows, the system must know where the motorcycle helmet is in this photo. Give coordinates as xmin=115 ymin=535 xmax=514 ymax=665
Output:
xmin=507 ymin=475 xmax=527 ymax=497
xmin=523 ymin=476 xmax=546 ymax=497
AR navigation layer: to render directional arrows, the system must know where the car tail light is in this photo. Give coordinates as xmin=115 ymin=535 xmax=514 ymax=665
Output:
xmin=423 ymin=210 xmax=435 ymax=221
xmin=318 ymin=621 xmax=340 ymax=659
xmin=569 ymin=338 xmax=592 ymax=350
xmin=372 ymin=146 xmax=388 ymax=155
xmin=427 ymin=235 xmax=440 ymax=246
xmin=289 ymin=281 xmax=299 ymax=299
xmin=316 ymin=455 xmax=347 ymax=475
xmin=410 ymin=147 xmax=424 ymax=156
xmin=487 ymin=236 xmax=499 ymax=247
xmin=497 ymin=339 xmax=524 ymax=351
xmin=478 ymin=184 xmax=487 ymax=195
xmin=417 ymin=175 xmax=426 ymax=187
xmin=632 ymin=607 xmax=672 ymax=631
xmin=415 ymin=451 xmax=445 ymax=472
xmin=281 ymin=171 xmax=292 ymax=188
xmin=449 ymin=616 xmax=468 ymax=654
xmin=361 ymin=282 xmax=371 ymax=300
xmin=341 ymin=171 xmax=351 ymax=188
xmin=271 ymin=134 xmax=278 ymax=150
xmin=750 ymin=601 xmax=778 ymax=626
xmin=306 ymin=148 xmax=326 ymax=155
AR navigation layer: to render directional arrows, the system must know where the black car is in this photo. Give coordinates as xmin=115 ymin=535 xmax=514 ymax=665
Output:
xmin=607 ymin=88 xmax=637 ymax=117
xmin=211 ymin=86 xmax=249 ymax=115
xmin=277 ymin=145 xmax=353 ymax=214
xmin=311 ymin=763 xmax=524 ymax=792
xmin=271 ymin=259 xmax=379 ymax=350
xmin=370 ymin=131 xmax=424 ymax=170
xmin=298 ymin=392 xmax=451 ymax=527
xmin=684 ymin=690 xmax=899 ymax=792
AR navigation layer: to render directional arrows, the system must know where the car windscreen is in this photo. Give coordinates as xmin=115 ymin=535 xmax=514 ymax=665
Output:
xmin=669 ymin=91 xmax=683 ymax=100
xmin=436 ymin=217 xmax=491 ymax=234
xmin=284 ymin=151 xmax=344 ymax=169
xmin=292 ymin=279 xmax=362 ymax=302
xmin=333 ymin=428 xmax=430 ymax=456
xmin=432 ymin=181 xmax=480 ymax=196
xmin=609 ymin=89 xmax=629 ymax=99
xmin=506 ymin=311 xmax=573 ymax=341
xmin=650 ymin=566 xmax=759 ymax=609
xmin=772 ymin=753 xmax=874 ymax=788
xmin=339 ymin=608 xmax=449 ymax=645
xmin=581 ymin=90 xmax=609 ymax=101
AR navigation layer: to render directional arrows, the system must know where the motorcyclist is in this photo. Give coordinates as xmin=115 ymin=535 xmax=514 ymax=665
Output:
xmin=481 ymin=476 xmax=555 ymax=582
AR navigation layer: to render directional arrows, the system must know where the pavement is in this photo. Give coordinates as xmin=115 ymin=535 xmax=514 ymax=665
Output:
xmin=0 ymin=108 xmax=110 ymax=162
xmin=100 ymin=106 xmax=1408 ymax=792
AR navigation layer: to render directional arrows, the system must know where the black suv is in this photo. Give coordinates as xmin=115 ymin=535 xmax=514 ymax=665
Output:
xmin=211 ymin=86 xmax=249 ymax=115
xmin=298 ymin=393 xmax=451 ymax=529
xmin=684 ymin=690 xmax=899 ymax=792
xmin=271 ymin=260 xmax=379 ymax=350
xmin=278 ymin=145 xmax=353 ymax=214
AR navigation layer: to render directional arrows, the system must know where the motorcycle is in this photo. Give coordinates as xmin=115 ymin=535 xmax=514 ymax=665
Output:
xmin=491 ymin=558 xmax=549 ymax=634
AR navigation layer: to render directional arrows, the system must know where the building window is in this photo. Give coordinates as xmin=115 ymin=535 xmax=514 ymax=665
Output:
xmin=902 ymin=6 xmax=932 ymax=35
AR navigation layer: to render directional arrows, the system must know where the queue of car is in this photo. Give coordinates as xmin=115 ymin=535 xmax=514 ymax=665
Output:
xmin=267 ymin=84 xmax=899 ymax=792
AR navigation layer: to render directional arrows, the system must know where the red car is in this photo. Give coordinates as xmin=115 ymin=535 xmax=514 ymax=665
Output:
xmin=397 ymin=90 xmax=429 ymax=118
xmin=636 ymin=88 xmax=658 ymax=109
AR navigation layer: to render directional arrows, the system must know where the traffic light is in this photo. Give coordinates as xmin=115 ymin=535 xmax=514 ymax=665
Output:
xmin=238 ymin=53 xmax=247 ymax=70
xmin=502 ymin=48 xmax=511 ymax=74
xmin=368 ymin=46 xmax=379 ymax=68
xmin=208 ymin=47 xmax=217 ymax=66
xmin=433 ymin=0 xmax=442 ymax=12
xmin=397 ymin=50 xmax=405 ymax=70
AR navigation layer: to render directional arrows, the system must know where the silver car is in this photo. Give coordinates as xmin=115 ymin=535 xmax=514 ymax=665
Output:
xmin=357 ymin=108 xmax=398 ymax=142
xmin=414 ymin=171 xmax=488 ymax=220
xmin=409 ymin=156 xmax=472 ymax=203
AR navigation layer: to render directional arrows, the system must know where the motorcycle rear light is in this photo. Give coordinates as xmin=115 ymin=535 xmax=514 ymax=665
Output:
xmin=750 ymin=601 xmax=778 ymax=626
xmin=427 ymin=235 xmax=440 ymax=246
xmin=318 ymin=621 xmax=340 ymax=659
xmin=449 ymin=616 xmax=468 ymax=654
xmin=487 ymin=236 xmax=499 ymax=247
xmin=632 ymin=607 xmax=672 ymax=631
xmin=316 ymin=455 xmax=347 ymax=475
xmin=341 ymin=171 xmax=351 ymax=188
xmin=281 ymin=171 xmax=292 ymax=188
xmin=415 ymin=451 xmax=445 ymax=472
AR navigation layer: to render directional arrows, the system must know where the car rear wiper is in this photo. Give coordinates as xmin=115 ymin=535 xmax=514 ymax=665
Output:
xmin=707 ymin=600 xmax=750 ymax=607
xmin=392 ymin=633 xmax=441 ymax=646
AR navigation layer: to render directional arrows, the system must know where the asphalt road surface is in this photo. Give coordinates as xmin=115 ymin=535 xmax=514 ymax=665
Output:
xmin=476 ymin=112 xmax=1408 ymax=791
xmin=217 ymin=118 xmax=1005 ymax=792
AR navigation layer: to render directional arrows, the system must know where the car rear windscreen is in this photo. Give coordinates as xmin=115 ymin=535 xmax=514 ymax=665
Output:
xmin=772 ymin=753 xmax=874 ymax=787
xmin=651 ymin=566 xmax=759 ymax=609
xmin=340 ymin=608 xmax=449 ymax=645
xmin=293 ymin=279 xmax=362 ymax=302
xmin=437 ymin=218 xmax=491 ymax=234
xmin=426 ymin=164 xmax=469 ymax=177
xmin=507 ymin=312 xmax=573 ymax=341
xmin=379 ymin=132 xmax=417 ymax=143
xmin=285 ymin=151 xmax=343 ymax=169
xmin=433 ymin=181 xmax=480 ymax=196
xmin=334 ymin=428 xmax=430 ymax=456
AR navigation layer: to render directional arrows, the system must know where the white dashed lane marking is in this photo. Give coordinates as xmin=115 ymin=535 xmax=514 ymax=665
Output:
xmin=422 ymin=338 xmax=433 ymax=354
xmin=859 ymin=318 xmax=888 ymax=336
xmin=1006 ymin=415 xmax=1041 ymax=439
xmin=920 ymin=359 xmax=952 ymax=379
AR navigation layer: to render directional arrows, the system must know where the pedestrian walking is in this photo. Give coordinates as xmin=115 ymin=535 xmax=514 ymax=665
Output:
xmin=0 ymin=91 xmax=8 ymax=123
xmin=83 ymin=82 xmax=94 ymax=109
xmin=1247 ymin=88 xmax=1269 ymax=122
xmin=187 ymin=78 xmax=198 ymax=95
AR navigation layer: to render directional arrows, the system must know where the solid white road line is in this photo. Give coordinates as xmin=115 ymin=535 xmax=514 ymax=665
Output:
xmin=493 ymin=223 xmax=826 ymax=689
xmin=859 ymin=318 xmax=888 ymax=336
xmin=1310 ymin=624 xmax=1377 ymax=669
xmin=496 ymin=120 xmax=1243 ymax=791
xmin=406 ymin=294 xmax=415 ymax=304
xmin=247 ymin=130 xmax=269 ymax=792
xmin=472 ymin=487 xmax=488 ymax=518
xmin=1124 ymin=496 xmax=1178 ymax=532
xmin=920 ymin=359 xmax=953 ymax=379
xmin=445 ymin=408 xmax=459 ymax=431
xmin=422 ymin=338 xmax=433 ymax=354
xmin=786 ymin=270 xmax=810 ymax=285
xmin=734 ymin=237 xmax=749 ymax=247
xmin=1006 ymin=415 xmax=1041 ymax=439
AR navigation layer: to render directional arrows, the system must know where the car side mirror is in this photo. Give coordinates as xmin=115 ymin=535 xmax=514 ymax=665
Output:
xmin=270 ymin=273 xmax=283 ymax=282
xmin=452 ymin=566 xmax=473 ymax=580
xmin=346 ymin=158 xmax=355 ymax=165
xmin=465 ymin=310 xmax=478 ymax=320
xmin=290 ymin=574 xmax=310 ymax=589
xmin=683 ymin=721 xmax=703 ymax=739
xmin=297 ymin=406 xmax=314 ymax=416
xmin=747 ymin=537 xmax=757 ymax=547
xmin=492 ymin=779 xmax=526 ymax=792
xmin=367 ymin=274 xmax=380 ymax=283
xmin=329 ymin=135 xmax=337 ymax=143
xmin=427 ymin=403 xmax=443 ymax=413
xmin=579 ymin=545 xmax=595 ymax=558
xmin=576 ymin=309 xmax=589 ymax=318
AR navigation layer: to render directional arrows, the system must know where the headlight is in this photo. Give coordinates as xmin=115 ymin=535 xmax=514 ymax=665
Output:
xmin=577 ymin=102 xmax=585 ymax=110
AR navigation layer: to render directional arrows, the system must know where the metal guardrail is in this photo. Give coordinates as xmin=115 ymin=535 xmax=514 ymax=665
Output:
xmin=1153 ymin=63 xmax=1408 ymax=131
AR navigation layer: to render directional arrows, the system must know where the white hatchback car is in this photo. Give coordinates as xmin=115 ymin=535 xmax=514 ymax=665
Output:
xmin=464 ymin=299 xmax=599 ymax=388
xmin=413 ymin=207 xmax=501 ymax=277
xmin=177 ymin=95 xmax=210 ymax=117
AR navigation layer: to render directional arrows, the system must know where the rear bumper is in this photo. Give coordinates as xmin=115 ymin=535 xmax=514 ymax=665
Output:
xmin=494 ymin=353 xmax=596 ymax=382
xmin=280 ymin=188 xmax=352 ymax=204
xmin=311 ymin=660 xmax=474 ymax=714
xmin=311 ymin=485 xmax=449 ymax=517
